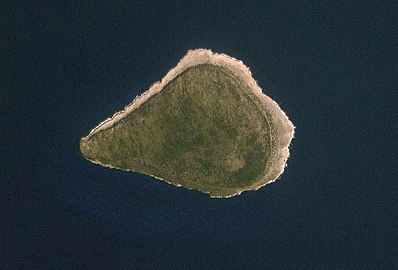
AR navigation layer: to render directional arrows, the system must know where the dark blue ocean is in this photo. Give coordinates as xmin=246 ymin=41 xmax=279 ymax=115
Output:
xmin=3 ymin=2 xmax=397 ymax=269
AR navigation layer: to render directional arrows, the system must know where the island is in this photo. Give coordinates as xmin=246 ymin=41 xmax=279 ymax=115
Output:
xmin=79 ymin=49 xmax=295 ymax=198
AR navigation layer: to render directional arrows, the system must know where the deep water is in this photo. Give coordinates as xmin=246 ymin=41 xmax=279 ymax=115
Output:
xmin=3 ymin=2 xmax=397 ymax=269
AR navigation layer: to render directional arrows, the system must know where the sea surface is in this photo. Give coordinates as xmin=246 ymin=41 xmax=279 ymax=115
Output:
xmin=3 ymin=2 xmax=397 ymax=269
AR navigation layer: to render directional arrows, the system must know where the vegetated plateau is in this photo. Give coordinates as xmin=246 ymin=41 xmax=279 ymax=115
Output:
xmin=80 ymin=50 xmax=294 ymax=198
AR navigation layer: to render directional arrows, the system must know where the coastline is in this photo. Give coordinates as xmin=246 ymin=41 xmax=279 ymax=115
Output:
xmin=81 ymin=49 xmax=295 ymax=198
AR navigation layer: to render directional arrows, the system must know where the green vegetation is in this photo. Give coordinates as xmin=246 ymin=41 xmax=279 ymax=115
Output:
xmin=80 ymin=64 xmax=273 ymax=197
